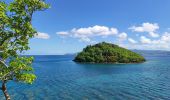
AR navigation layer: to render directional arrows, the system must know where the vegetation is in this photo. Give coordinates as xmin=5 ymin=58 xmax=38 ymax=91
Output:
xmin=0 ymin=0 xmax=49 ymax=100
xmin=74 ymin=42 xmax=146 ymax=63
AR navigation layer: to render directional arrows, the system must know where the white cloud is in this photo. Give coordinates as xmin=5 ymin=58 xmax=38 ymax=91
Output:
xmin=57 ymin=25 xmax=119 ymax=42
xmin=56 ymin=31 xmax=69 ymax=35
xmin=149 ymin=32 xmax=159 ymax=38
xmin=71 ymin=25 xmax=118 ymax=37
xmin=56 ymin=24 xmax=170 ymax=50
xmin=118 ymin=32 xmax=127 ymax=41
xmin=140 ymin=32 xmax=170 ymax=45
xmin=140 ymin=36 xmax=151 ymax=44
xmin=136 ymin=32 xmax=170 ymax=49
xmin=79 ymin=37 xmax=91 ymax=42
xmin=129 ymin=22 xmax=160 ymax=38
xmin=160 ymin=32 xmax=170 ymax=42
xmin=128 ymin=38 xmax=137 ymax=44
xmin=35 ymin=32 xmax=50 ymax=39
xmin=129 ymin=22 xmax=159 ymax=32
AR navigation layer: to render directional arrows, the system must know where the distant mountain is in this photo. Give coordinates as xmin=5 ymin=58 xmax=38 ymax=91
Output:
xmin=73 ymin=42 xmax=145 ymax=63
xmin=132 ymin=50 xmax=170 ymax=57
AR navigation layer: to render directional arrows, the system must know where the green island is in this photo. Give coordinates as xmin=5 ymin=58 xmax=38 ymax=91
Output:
xmin=74 ymin=42 xmax=146 ymax=63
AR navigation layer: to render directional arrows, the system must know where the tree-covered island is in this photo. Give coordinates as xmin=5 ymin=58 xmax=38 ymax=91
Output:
xmin=74 ymin=42 xmax=146 ymax=63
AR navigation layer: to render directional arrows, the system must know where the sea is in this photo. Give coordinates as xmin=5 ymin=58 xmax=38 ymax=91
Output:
xmin=0 ymin=50 xmax=170 ymax=100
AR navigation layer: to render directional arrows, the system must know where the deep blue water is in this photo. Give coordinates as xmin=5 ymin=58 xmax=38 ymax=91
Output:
xmin=1 ymin=51 xmax=170 ymax=100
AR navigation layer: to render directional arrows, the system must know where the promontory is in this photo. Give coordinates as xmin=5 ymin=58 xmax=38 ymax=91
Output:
xmin=73 ymin=42 xmax=145 ymax=63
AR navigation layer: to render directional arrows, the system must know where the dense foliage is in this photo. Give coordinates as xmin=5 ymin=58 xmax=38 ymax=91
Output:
xmin=74 ymin=42 xmax=146 ymax=63
xmin=0 ymin=0 xmax=49 ymax=100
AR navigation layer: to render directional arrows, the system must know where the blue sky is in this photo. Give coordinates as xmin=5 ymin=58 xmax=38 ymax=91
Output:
xmin=27 ymin=0 xmax=170 ymax=55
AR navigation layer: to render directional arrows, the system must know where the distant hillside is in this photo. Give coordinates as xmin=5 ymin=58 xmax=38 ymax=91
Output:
xmin=132 ymin=50 xmax=170 ymax=57
xmin=73 ymin=42 xmax=145 ymax=63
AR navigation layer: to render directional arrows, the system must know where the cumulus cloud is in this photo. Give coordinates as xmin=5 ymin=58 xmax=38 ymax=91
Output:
xmin=56 ymin=31 xmax=69 ymax=35
xmin=79 ymin=37 xmax=91 ymax=42
xmin=129 ymin=22 xmax=160 ymax=38
xmin=71 ymin=25 xmax=118 ymax=37
xmin=140 ymin=36 xmax=151 ymax=44
xmin=56 ymin=25 xmax=119 ymax=42
xmin=161 ymin=32 xmax=170 ymax=42
xmin=127 ymin=22 xmax=170 ymax=50
xmin=35 ymin=32 xmax=50 ymax=39
xmin=118 ymin=32 xmax=127 ymax=41
xmin=129 ymin=22 xmax=159 ymax=32
xmin=56 ymin=24 xmax=170 ymax=50
xmin=140 ymin=32 xmax=170 ymax=45
xmin=149 ymin=32 xmax=159 ymax=38
xmin=128 ymin=38 xmax=137 ymax=44
xmin=137 ymin=32 xmax=170 ymax=49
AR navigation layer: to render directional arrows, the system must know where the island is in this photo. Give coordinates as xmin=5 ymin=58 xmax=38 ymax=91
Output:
xmin=73 ymin=42 xmax=146 ymax=63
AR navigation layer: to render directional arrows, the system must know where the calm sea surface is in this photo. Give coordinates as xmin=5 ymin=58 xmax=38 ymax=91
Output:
xmin=1 ymin=51 xmax=170 ymax=100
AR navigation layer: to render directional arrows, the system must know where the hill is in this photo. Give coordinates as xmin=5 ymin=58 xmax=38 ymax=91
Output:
xmin=73 ymin=42 xmax=146 ymax=63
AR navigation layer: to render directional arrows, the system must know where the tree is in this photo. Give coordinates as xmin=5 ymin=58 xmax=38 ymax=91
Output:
xmin=0 ymin=0 xmax=49 ymax=99
xmin=74 ymin=42 xmax=145 ymax=63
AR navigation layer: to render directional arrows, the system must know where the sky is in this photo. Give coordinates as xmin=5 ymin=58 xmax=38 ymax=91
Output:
xmin=26 ymin=0 xmax=170 ymax=55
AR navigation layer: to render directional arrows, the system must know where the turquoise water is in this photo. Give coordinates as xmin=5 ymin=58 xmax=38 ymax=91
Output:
xmin=1 ymin=51 xmax=170 ymax=100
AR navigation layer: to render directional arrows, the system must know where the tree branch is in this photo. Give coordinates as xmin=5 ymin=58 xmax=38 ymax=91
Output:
xmin=0 ymin=60 xmax=9 ymax=68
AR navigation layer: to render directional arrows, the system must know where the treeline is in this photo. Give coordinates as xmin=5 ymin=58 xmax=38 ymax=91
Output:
xmin=74 ymin=42 xmax=145 ymax=63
